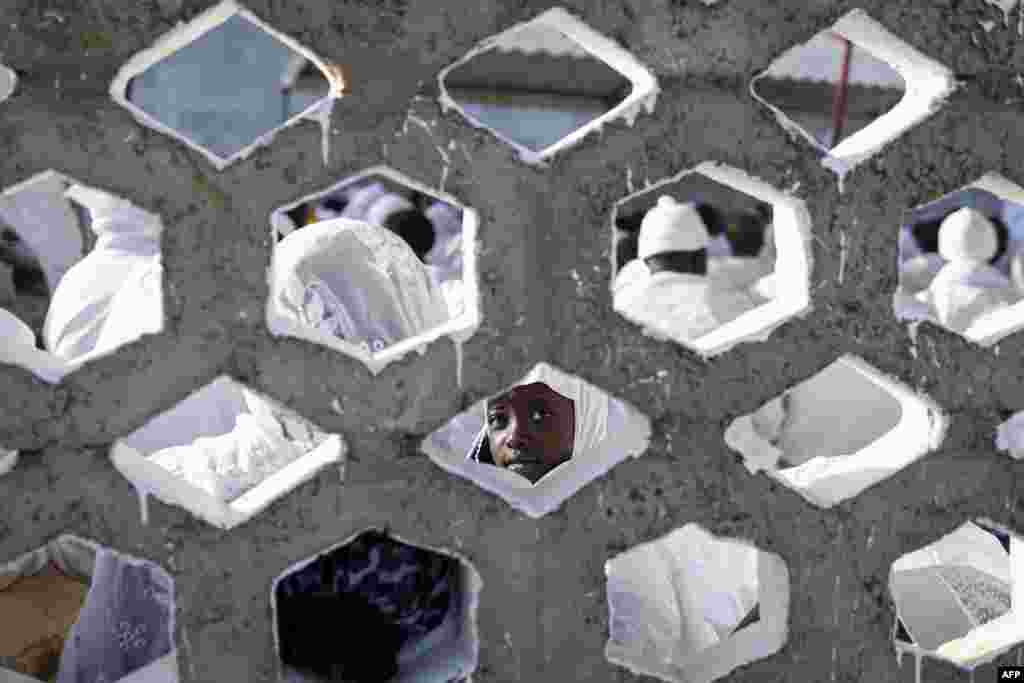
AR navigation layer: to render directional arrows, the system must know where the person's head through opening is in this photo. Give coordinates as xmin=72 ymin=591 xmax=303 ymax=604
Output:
xmin=0 ymin=224 xmax=48 ymax=297
xmin=483 ymin=382 xmax=576 ymax=484
xmin=937 ymin=207 xmax=1000 ymax=266
xmin=724 ymin=206 xmax=771 ymax=258
xmin=382 ymin=209 xmax=436 ymax=262
xmin=913 ymin=205 xmax=1008 ymax=266
xmin=638 ymin=196 xmax=710 ymax=276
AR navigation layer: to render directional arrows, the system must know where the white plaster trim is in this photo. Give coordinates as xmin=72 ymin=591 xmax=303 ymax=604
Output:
xmin=750 ymin=9 xmax=957 ymax=185
xmin=604 ymin=524 xmax=790 ymax=683
xmin=610 ymin=161 xmax=814 ymax=358
xmin=890 ymin=519 xmax=1024 ymax=671
xmin=420 ymin=362 xmax=652 ymax=519
xmin=110 ymin=375 xmax=347 ymax=531
xmin=725 ymin=354 xmax=948 ymax=509
xmin=0 ymin=64 xmax=16 ymax=104
xmin=0 ymin=450 xmax=17 ymax=477
xmin=265 ymin=165 xmax=482 ymax=376
xmin=109 ymin=0 xmax=343 ymax=171
xmin=893 ymin=172 xmax=1024 ymax=347
xmin=437 ymin=7 xmax=659 ymax=166
xmin=0 ymin=535 xmax=179 ymax=683
xmin=269 ymin=528 xmax=482 ymax=683
xmin=996 ymin=410 xmax=1024 ymax=460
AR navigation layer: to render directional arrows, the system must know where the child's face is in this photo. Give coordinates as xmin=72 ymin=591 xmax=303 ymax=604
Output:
xmin=486 ymin=382 xmax=575 ymax=484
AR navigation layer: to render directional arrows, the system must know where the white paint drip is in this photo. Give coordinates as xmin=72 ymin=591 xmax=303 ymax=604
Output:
xmin=838 ymin=229 xmax=848 ymax=283
xmin=626 ymin=165 xmax=635 ymax=194
xmin=979 ymin=19 xmax=998 ymax=32
xmin=867 ymin=524 xmax=876 ymax=550
xmin=455 ymin=337 xmax=464 ymax=389
xmin=135 ymin=484 xmax=151 ymax=525
xmin=330 ymin=397 xmax=344 ymax=414
xmin=407 ymin=113 xmax=452 ymax=192
xmin=914 ymin=650 xmax=922 ymax=683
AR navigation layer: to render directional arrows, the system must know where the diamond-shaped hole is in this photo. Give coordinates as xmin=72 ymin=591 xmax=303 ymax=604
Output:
xmin=0 ymin=535 xmax=178 ymax=683
xmin=421 ymin=362 xmax=651 ymax=518
xmin=267 ymin=166 xmax=480 ymax=376
xmin=0 ymin=63 xmax=16 ymax=104
xmin=439 ymin=7 xmax=658 ymax=164
xmin=272 ymin=528 xmax=481 ymax=683
xmin=0 ymin=171 xmax=164 ymax=384
xmin=111 ymin=375 xmax=346 ymax=530
xmin=725 ymin=354 xmax=946 ymax=508
xmin=894 ymin=174 xmax=1024 ymax=346
xmin=750 ymin=9 xmax=955 ymax=179
xmin=996 ymin=410 xmax=1024 ymax=461
xmin=611 ymin=162 xmax=812 ymax=357
xmin=111 ymin=1 xmax=339 ymax=169
xmin=889 ymin=519 xmax=1022 ymax=670
xmin=604 ymin=523 xmax=789 ymax=683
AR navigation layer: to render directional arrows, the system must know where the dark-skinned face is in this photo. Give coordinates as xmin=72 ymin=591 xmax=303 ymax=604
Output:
xmin=486 ymin=382 xmax=575 ymax=484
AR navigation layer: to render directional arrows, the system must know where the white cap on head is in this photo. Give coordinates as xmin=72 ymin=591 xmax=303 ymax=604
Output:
xmin=638 ymin=196 xmax=710 ymax=259
xmin=938 ymin=207 xmax=999 ymax=263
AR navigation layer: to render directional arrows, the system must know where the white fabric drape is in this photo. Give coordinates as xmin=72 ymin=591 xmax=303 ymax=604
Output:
xmin=273 ymin=218 xmax=449 ymax=352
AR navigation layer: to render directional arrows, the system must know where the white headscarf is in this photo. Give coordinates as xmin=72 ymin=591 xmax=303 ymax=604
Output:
xmin=467 ymin=363 xmax=610 ymax=476
xmin=272 ymin=218 xmax=448 ymax=352
xmin=42 ymin=184 xmax=163 ymax=363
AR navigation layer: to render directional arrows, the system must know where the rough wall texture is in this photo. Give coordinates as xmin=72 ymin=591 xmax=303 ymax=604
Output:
xmin=1 ymin=0 xmax=1023 ymax=682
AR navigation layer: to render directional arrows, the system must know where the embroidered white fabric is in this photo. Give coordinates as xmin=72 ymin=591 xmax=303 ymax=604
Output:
xmin=56 ymin=547 xmax=175 ymax=683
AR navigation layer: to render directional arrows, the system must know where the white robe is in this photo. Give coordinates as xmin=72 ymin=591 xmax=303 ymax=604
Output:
xmin=916 ymin=261 xmax=1019 ymax=333
xmin=614 ymin=266 xmax=759 ymax=341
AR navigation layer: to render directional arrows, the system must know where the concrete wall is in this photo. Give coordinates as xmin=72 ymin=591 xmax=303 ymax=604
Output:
xmin=0 ymin=0 xmax=1023 ymax=682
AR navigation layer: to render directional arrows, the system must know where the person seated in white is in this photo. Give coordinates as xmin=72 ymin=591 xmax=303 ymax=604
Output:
xmin=612 ymin=196 xmax=759 ymax=341
xmin=0 ymin=184 xmax=162 ymax=381
xmin=707 ymin=208 xmax=777 ymax=302
xmin=914 ymin=207 xmax=1020 ymax=333
xmin=272 ymin=218 xmax=449 ymax=354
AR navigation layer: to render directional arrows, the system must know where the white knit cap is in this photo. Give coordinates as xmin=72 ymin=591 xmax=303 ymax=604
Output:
xmin=638 ymin=196 xmax=710 ymax=259
xmin=938 ymin=207 xmax=998 ymax=263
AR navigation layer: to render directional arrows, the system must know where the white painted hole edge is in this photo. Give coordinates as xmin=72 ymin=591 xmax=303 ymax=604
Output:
xmin=420 ymin=362 xmax=653 ymax=519
xmin=437 ymin=6 xmax=660 ymax=166
xmin=110 ymin=375 xmax=347 ymax=531
xmin=0 ymin=63 xmax=16 ymax=104
xmin=724 ymin=354 xmax=948 ymax=509
xmin=269 ymin=528 xmax=482 ymax=683
xmin=265 ymin=165 xmax=482 ymax=377
xmin=609 ymin=160 xmax=814 ymax=359
xmin=109 ymin=0 xmax=343 ymax=171
xmin=749 ymin=9 xmax=957 ymax=187
xmin=0 ymin=534 xmax=180 ymax=683
xmin=889 ymin=519 xmax=1024 ymax=672
xmin=604 ymin=523 xmax=790 ymax=683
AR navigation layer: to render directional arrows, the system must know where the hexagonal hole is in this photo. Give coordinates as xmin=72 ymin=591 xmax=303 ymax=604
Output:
xmin=890 ymin=518 xmax=1023 ymax=671
xmin=895 ymin=173 xmax=1024 ymax=346
xmin=724 ymin=354 xmax=947 ymax=508
xmin=611 ymin=161 xmax=812 ymax=357
xmin=272 ymin=528 xmax=481 ymax=683
xmin=421 ymin=362 xmax=652 ymax=518
xmin=438 ymin=7 xmax=659 ymax=165
xmin=0 ymin=171 xmax=164 ymax=383
xmin=267 ymin=166 xmax=481 ymax=376
xmin=0 ymin=63 xmax=16 ymax=104
xmin=750 ymin=9 xmax=955 ymax=180
xmin=0 ymin=534 xmax=177 ymax=683
xmin=110 ymin=0 xmax=342 ymax=170
xmin=111 ymin=375 xmax=346 ymax=530
xmin=0 ymin=448 xmax=17 ymax=477
xmin=605 ymin=523 xmax=790 ymax=683
xmin=996 ymin=411 xmax=1024 ymax=461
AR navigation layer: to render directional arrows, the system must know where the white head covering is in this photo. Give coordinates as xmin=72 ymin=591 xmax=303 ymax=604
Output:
xmin=273 ymin=218 xmax=448 ymax=352
xmin=467 ymin=363 xmax=610 ymax=478
xmin=938 ymin=207 xmax=999 ymax=263
xmin=638 ymin=197 xmax=710 ymax=260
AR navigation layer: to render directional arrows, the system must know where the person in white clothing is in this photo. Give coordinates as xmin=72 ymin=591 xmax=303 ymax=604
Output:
xmin=915 ymin=207 xmax=1020 ymax=333
xmin=613 ymin=196 xmax=759 ymax=341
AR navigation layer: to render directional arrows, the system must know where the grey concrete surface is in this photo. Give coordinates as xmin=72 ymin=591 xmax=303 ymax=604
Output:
xmin=0 ymin=0 xmax=1023 ymax=682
